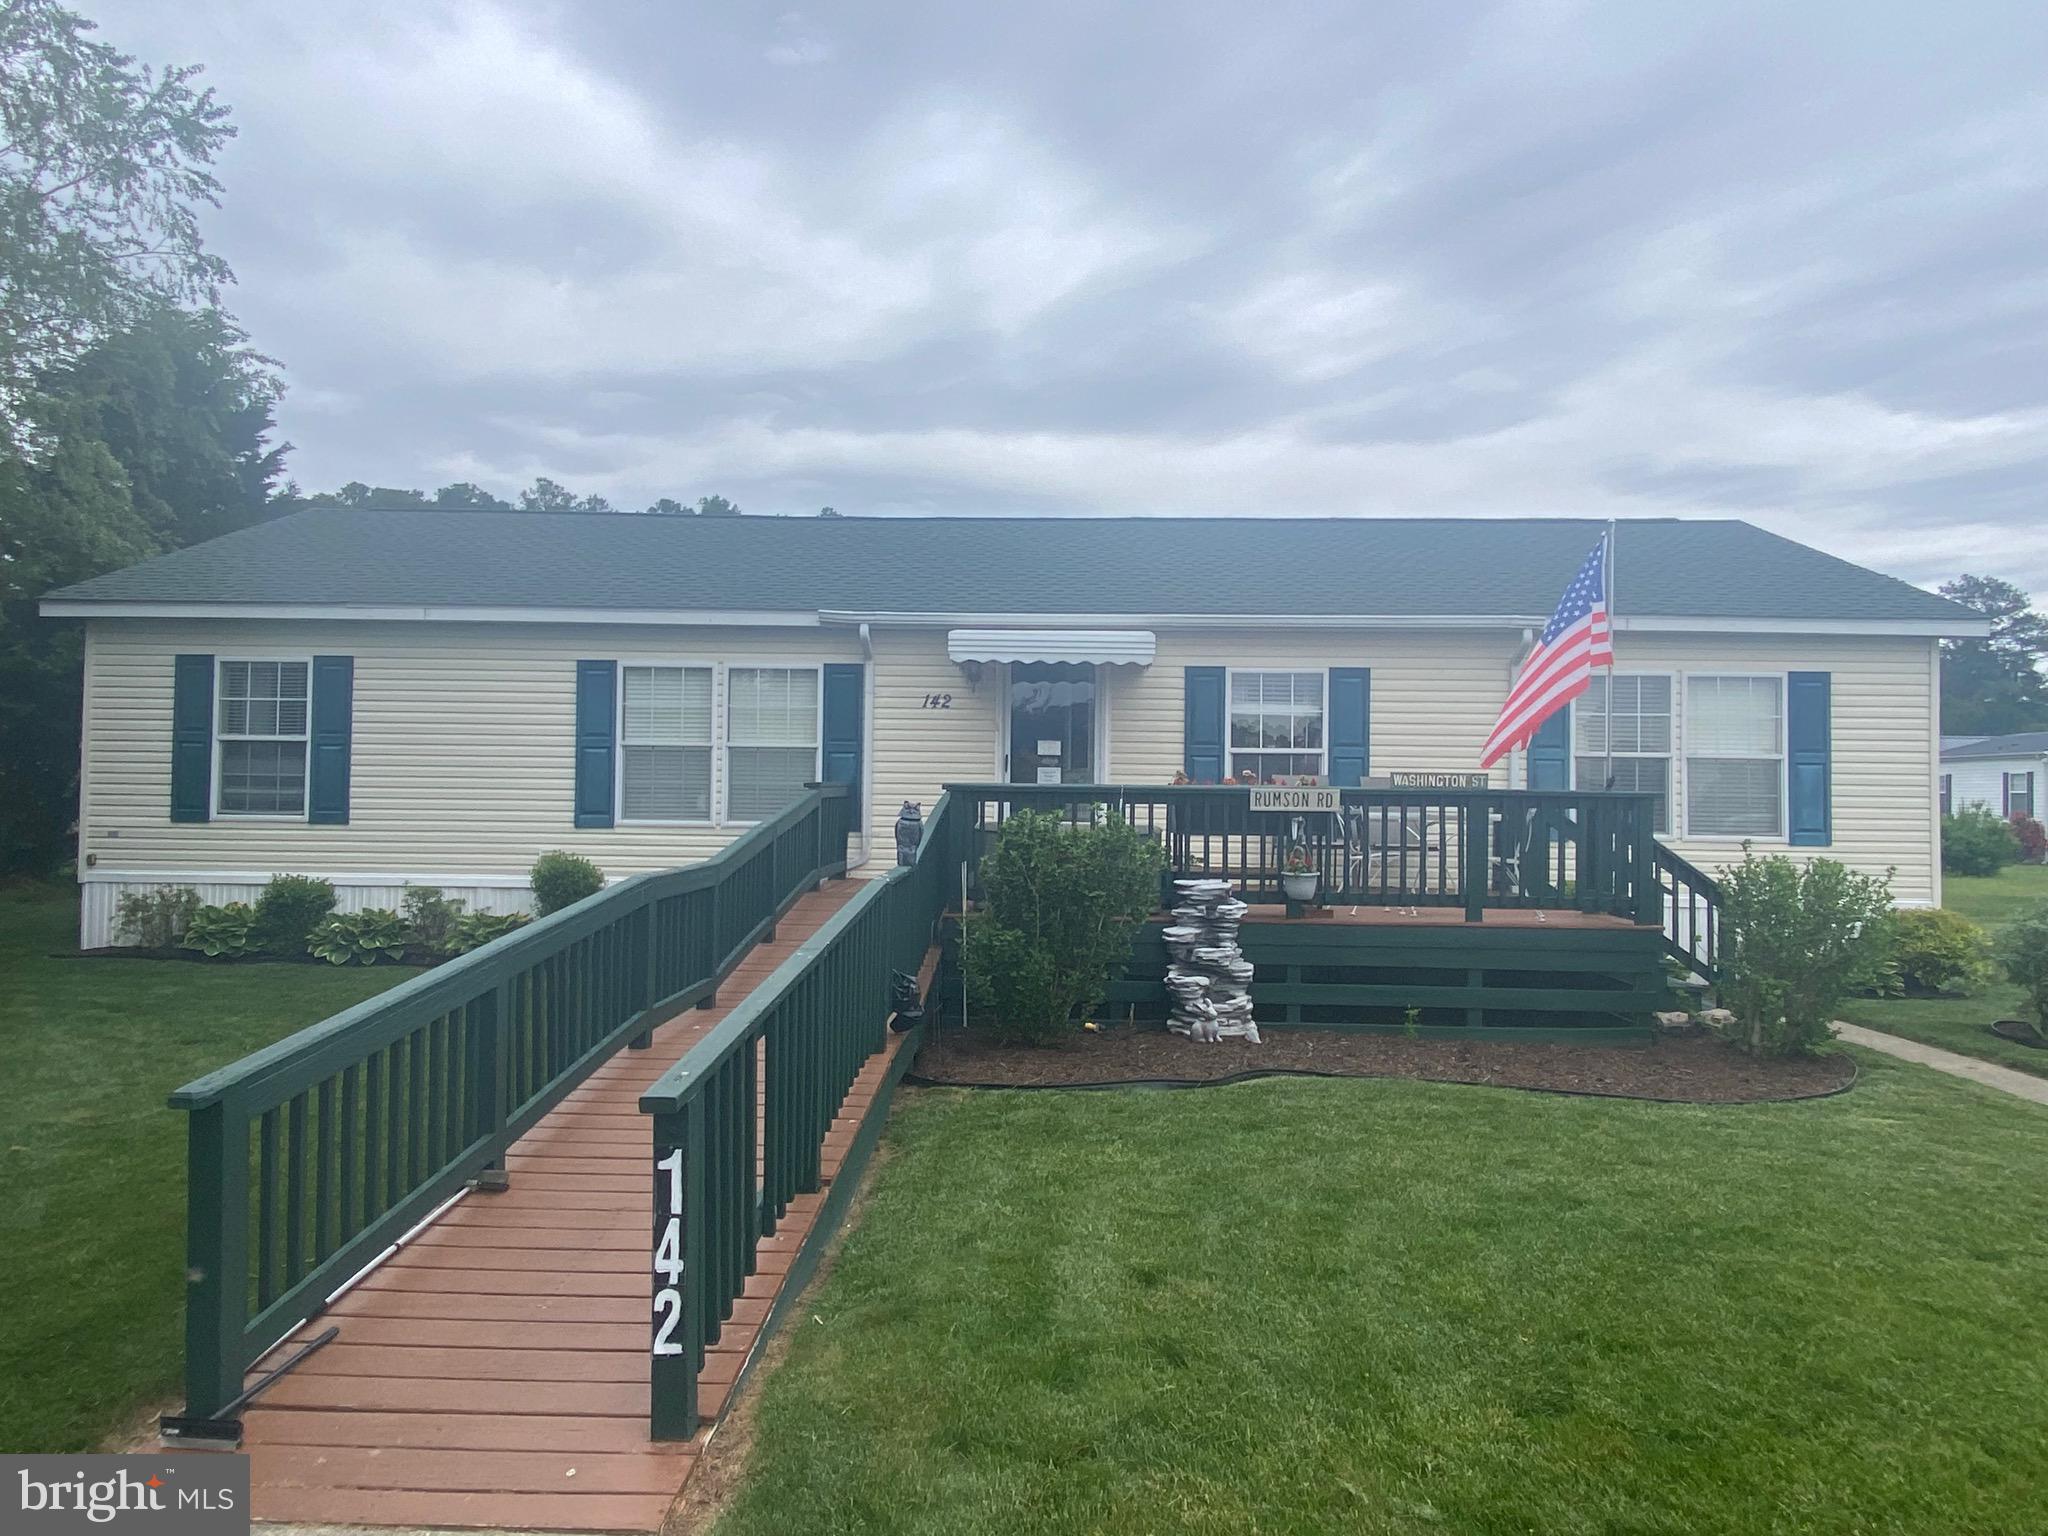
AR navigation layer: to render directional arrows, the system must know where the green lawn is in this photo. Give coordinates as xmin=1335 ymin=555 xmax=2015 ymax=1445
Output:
xmin=1932 ymin=862 xmax=2048 ymax=929
xmin=0 ymin=881 xmax=418 ymax=1453
xmin=716 ymin=1066 xmax=2048 ymax=1536
xmin=1838 ymin=862 xmax=2048 ymax=1078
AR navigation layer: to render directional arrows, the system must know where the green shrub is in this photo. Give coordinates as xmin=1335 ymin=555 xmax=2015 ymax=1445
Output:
xmin=181 ymin=902 xmax=258 ymax=958
xmin=401 ymin=885 xmax=467 ymax=951
xmin=963 ymin=809 xmax=1163 ymax=1044
xmin=113 ymin=885 xmax=200 ymax=949
xmin=252 ymin=874 xmax=338 ymax=953
xmin=1942 ymin=807 xmax=2018 ymax=877
xmin=443 ymin=909 xmax=532 ymax=955
xmin=1714 ymin=850 xmax=1895 ymax=1058
xmin=1887 ymin=908 xmax=1994 ymax=996
xmin=530 ymin=851 xmax=604 ymax=915
xmin=308 ymin=908 xmax=412 ymax=965
xmin=1992 ymin=902 xmax=2048 ymax=1042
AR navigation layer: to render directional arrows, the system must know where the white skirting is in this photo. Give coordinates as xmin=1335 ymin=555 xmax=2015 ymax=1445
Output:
xmin=79 ymin=874 xmax=535 ymax=950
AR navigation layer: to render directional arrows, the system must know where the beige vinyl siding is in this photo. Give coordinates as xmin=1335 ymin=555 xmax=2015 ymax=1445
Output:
xmin=1104 ymin=627 xmax=1940 ymax=906
xmin=865 ymin=627 xmax=1001 ymax=836
xmin=77 ymin=617 xmax=1943 ymax=944
xmin=1613 ymin=635 xmax=1939 ymax=906
xmin=81 ymin=619 xmax=862 ymax=880
xmin=1106 ymin=629 xmax=1518 ymax=785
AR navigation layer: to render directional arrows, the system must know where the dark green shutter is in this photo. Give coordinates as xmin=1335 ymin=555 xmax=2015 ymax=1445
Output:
xmin=821 ymin=662 xmax=863 ymax=828
xmin=1787 ymin=671 xmax=1831 ymax=846
xmin=171 ymin=653 xmax=214 ymax=822
xmin=1328 ymin=668 xmax=1371 ymax=786
xmin=1527 ymin=706 xmax=1570 ymax=790
xmin=308 ymin=655 xmax=354 ymax=824
xmin=574 ymin=660 xmax=617 ymax=828
xmin=1183 ymin=667 xmax=1225 ymax=783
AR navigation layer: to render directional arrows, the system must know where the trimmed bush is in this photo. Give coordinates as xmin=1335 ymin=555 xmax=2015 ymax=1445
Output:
xmin=1942 ymin=808 xmax=2018 ymax=877
xmin=1888 ymin=908 xmax=1993 ymax=996
xmin=1714 ymin=850 xmax=1895 ymax=1058
xmin=401 ymin=886 xmax=467 ymax=951
xmin=531 ymin=851 xmax=604 ymax=916
xmin=963 ymin=809 xmax=1163 ymax=1044
xmin=114 ymin=886 xmax=200 ymax=949
xmin=443 ymin=909 xmax=531 ymax=955
xmin=1993 ymin=902 xmax=2048 ymax=1042
xmin=308 ymin=908 xmax=411 ymax=965
xmin=181 ymin=902 xmax=258 ymax=959
xmin=2012 ymin=813 xmax=2047 ymax=865
xmin=252 ymin=874 xmax=338 ymax=953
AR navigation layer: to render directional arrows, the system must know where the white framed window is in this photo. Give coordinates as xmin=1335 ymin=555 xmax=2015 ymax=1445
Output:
xmin=725 ymin=666 xmax=820 ymax=822
xmin=1685 ymin=675 xmax=1784 ymax=838
xmin=620 ymin=665 xmax=714 ymax=822
xmin=1228 ymin=669 xmax=1326 ymax=782
xmin=1574 ymin=674 xmax=1672 ymax=833
xmin=2009 ymin=771 xmax=2037 ymax=820
xmin=1940 ymin=774 xmax=1952 ymax=815
xmin=216 ymin=659 xmax=310 ymax=816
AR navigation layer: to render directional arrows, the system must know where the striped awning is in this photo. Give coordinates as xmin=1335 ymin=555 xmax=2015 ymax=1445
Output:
xmin=945 ymin=628 xmax=1157 ymax=666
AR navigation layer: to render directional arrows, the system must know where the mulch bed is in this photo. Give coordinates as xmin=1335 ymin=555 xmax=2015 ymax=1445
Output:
xmin=1990 ymin=1019 xmax=2048 ymax=1050
xmin=911 ymin=1025 xmax=1857 ymax=1104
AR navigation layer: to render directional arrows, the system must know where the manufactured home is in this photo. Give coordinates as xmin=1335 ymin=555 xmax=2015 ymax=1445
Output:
xmin=42 ymin=512 xmax=1983 ymax=948
xmin=1939 ymin=731 xmax=2045 ymax=822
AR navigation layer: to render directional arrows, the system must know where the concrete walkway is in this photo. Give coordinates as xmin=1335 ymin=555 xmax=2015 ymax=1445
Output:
xmin=1832 ymin=1022 xmax=2048 ymax=1106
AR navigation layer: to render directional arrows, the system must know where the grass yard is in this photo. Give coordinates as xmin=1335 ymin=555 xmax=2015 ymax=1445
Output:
xmin=1931 ymin=861 xmax=2048 ymax=930
xmin=0 ymin=881 xmax=418 ymax=1453
xmin=1838 ymin=861 xmax=2048 ymax=1079
xmin=715 ymin=1062 xmax=2048 ymax=1536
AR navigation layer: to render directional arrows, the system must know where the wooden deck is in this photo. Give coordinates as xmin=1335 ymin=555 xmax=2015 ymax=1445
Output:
xmin=1228 ymin=902 xmax=1647 ymax=929
xmin=233 ymin=879 xmax=900 ymax=1533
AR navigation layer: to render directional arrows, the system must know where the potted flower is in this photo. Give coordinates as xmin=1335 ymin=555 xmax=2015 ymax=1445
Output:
xmin=1281 ymin=842 xmax=1319 ymax=904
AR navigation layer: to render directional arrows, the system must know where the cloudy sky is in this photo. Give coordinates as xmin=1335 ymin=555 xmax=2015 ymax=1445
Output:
xmin=96 ymin=1 xmax=2048 ymax=591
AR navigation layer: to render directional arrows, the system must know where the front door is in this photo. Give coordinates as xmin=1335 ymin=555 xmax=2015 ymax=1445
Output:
xmin=1007 ymin=662 xmax=1097 ymax=784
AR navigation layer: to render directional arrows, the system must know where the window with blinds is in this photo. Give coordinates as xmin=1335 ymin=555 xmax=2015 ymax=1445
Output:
xmin=727 ymin=666 xmax=820 ymax=822
xmin=1228 ymin=670 xmax=1325 ymax=782
xmin=1573 ymin=674 xmax=1670 ymax=832
xmin=621 ymin=665 xmax=713 ymax=821
xmin=217 ymin=659 xmax=310 ymax=815
xmin=1685 ymin=675 xmax=1783 ymax=837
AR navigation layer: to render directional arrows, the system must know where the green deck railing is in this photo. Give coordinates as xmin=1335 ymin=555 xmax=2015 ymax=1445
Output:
xmin=166 ymin=785 xmax=854 ymax=1430
xmin=952 ymin=783 xmax=1664 ymax=923
xmin=1652 ymin=842 xmax=1722 ymax=979
xmin=641 ymin=791 xmax=958 ymax=1440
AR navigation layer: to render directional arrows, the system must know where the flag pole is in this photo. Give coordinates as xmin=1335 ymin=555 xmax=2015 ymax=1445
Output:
xmin=1604 ymin=519 xmax=1618 ymax=791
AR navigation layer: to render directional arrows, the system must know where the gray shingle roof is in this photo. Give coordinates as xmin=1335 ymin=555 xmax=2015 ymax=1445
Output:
xmin=1942 ymin=731 xmax=2048 ymax=761
xmin=42 ymin=510 xmax=1976 ymax=623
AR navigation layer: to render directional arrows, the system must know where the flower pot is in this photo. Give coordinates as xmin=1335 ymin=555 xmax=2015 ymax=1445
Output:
xmin=1281 ymin=871 xmax=1319 ymax=904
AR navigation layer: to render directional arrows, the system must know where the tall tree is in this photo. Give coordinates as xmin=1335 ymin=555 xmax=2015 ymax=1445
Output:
xmin=517 ymin=476 xmax=612 ymax=514
xmin=0 ymin=307 xmax=283 ymax=871
xmin=1939 ymin=575 xmax=2048 ymax=735
xmin=432 ymin=481 xmax=509 ymax=509
xmin=0 ymin=0 xmax=235 ymax=449
xmin=695 ymin=494 xmax=742 ymax=517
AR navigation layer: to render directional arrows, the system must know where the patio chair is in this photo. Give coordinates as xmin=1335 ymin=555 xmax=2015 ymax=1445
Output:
xmin=1344 ymin=805 xmax=1442 ymax=906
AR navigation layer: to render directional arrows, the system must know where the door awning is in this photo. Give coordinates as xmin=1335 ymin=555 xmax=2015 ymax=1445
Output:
xmin=946 ymin=628 xmax=1157 ymax=666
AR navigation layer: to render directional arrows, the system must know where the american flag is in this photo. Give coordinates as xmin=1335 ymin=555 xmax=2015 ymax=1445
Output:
xmin=1479 ymin=533 xmax=1614 ymax=769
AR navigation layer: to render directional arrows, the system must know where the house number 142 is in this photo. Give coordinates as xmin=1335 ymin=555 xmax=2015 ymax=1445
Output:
xmin=920 ymin=693 xmax=953 ymax=709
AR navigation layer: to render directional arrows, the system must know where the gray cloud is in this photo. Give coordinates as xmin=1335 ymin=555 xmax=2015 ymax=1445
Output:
xmin=92 ymin=0 xmax=2048 ymax=590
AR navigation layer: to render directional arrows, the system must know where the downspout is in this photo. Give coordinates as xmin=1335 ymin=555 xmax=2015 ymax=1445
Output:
xmin=847 ymin=621 xmax=876 ymax=870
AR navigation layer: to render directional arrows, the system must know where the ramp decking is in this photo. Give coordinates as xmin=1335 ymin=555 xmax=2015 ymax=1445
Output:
xmin=234 ymin=879 xmax=900 ymax=1532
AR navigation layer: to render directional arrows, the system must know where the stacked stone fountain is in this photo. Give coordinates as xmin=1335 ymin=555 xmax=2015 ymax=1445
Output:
xmin=1161 ymin=878 xmax=1260 ymax=1043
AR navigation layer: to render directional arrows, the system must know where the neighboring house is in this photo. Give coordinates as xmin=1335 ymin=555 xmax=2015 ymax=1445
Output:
xmin=41 ymin=512 xmax=1985 ymax=947
xmin=1939 ymin=731 xmax=2047 ymax=820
